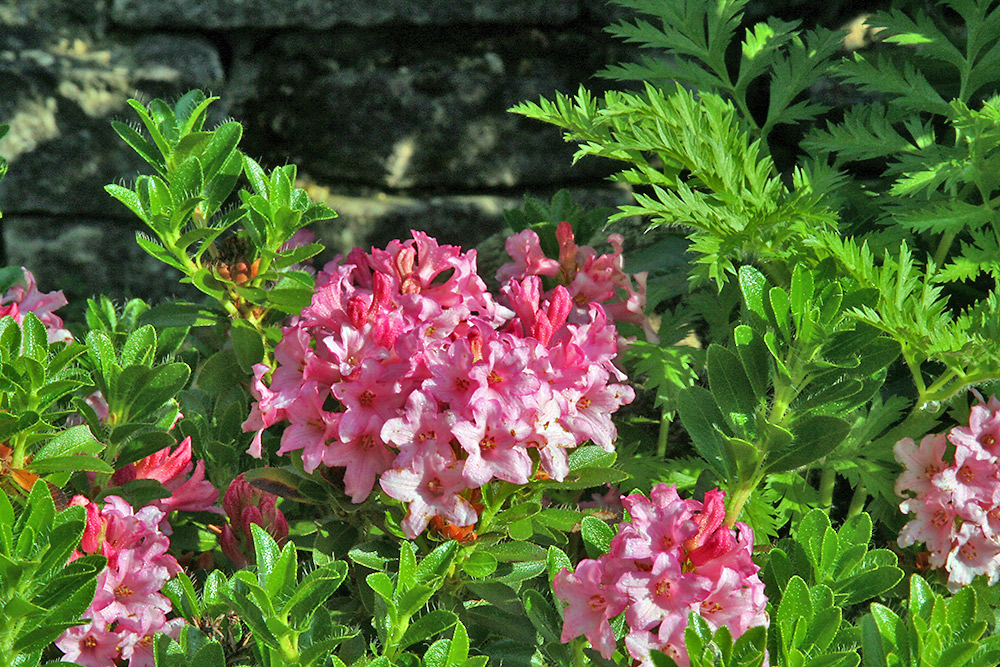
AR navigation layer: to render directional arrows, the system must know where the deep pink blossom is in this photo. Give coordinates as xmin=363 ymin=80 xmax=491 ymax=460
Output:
xmin=244 ymin=230 xmax=635 ymax=537
xmin=110 ymin=437 xmax=218 ymax=516
xmin=220 ymin=473 xmax=289 ymax=568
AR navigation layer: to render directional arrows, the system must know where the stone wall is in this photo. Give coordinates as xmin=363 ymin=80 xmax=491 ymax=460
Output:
xmin=0 ymin=0 xmax=868 ymax=314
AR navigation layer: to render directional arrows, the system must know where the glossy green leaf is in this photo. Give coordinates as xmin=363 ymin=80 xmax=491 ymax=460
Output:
xmin=581 ymin=516 xmax=615 ymax=558
xmin=708 ymin=343 xmax=760 ymax=435
xmin=399 ymin=610 xmax=459 ymax=651
xmin=676 ymin=385 xmax=733 ymax=479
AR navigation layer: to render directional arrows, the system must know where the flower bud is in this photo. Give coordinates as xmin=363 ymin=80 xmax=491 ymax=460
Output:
xmin=220 ymin=473 xmax=288 ymax=568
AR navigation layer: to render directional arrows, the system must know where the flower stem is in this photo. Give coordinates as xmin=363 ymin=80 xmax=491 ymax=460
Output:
xmin=847 ymin=482 xmax=867 ymax=518
xmin=819 ymin=466 xmax=836 ymax=514
xmin=656 ymin=410 xmax=671 ymax=458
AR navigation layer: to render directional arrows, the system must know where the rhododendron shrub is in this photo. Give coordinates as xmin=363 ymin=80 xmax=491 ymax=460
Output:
xmin=56 ymin=496 xmax=183 ymax=667
xmin=244 ymin=228 xmax=638 ymax=538
xmin=895 ymin=394 xmax=1000 ymax=590
xmin=553 ymin=484 xmax=768 ymax=666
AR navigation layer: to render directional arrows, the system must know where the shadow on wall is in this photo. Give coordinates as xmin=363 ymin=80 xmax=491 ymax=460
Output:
xmin=0 ymin=0 xmax=637 ymax=307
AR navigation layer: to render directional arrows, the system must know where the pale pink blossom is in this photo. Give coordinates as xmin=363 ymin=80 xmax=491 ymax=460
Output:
xmin=554 ymin=485 xmax=768 ymax=665
xmin=379 ymin=448 xmax=477 ymax=539
xmin=553 ymin=558 xmax=627 ymax=659
xmin=1 ymin=267 xmax=73 ymax=343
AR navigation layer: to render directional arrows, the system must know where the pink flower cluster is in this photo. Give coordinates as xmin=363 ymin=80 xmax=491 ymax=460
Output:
xmin=57 ymin=496 xmax=183 ymax=667
xmin=553 ymin=485 xmax=768 ymax=667
xmin=0 ymin=267 xmax=73 ymax=343
xmin=243 ymin=229 xmax=636 ymax=538
xmin=895 ymin=394 xmax=1000 ymax=590
xmin=497 ymin=221 xmax=657 ymax=343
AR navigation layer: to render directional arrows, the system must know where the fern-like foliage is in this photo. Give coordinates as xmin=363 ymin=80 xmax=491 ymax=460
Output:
xmin=805 ymin=1 xmax=1000 ymax=287
xmin=511 ymin=83 xmax=837 ymax=286
xmin=601 ymin=0 xmax=842 ymax=143
xmin=817 ymin=232 xmax=1000 ymax=404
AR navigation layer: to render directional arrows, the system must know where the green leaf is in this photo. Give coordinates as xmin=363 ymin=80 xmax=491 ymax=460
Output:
xmin=366 ymin=572 xmax=395 ymax=603
xmin=546 ymin=546 xmax=572 ymax=582
xmin=739 ymin=265 xmax=771 ymax=329
xmin=138 ymin=301 xmax=224 ymax=328
xmin=266 ymin=541 xmax=298 ymax=601
xmin=20 ymin=312 xmax=48 ymax=362
xmin=197 ymin=349 xmax=243 ymax=395
xmin=232 ymin=321 xmax=265 ymax=372
xmin=32 ymin=425 xmax=103 ymax=461
xmin=708 ymin=343 xmax=760 ymax=434
xmin=284 ymin=561 xmax=348 ymax=629
xmin=447 ymin=621 xmax=471 ymax=665
xmin=111 ymin=121 xmax=164 ymax=174
xmin=415 ymin=540 xmax=459 ymax=584
xmin=581 ymin=516 xmax=615 ymax=558
xmin=483 ymin=541 xmax=546 ymax=562
xmin=28 ymin=454 xmax=114 ymax=475
xmin=461 ymin=551 xmax=498 ymax=579
xmin=251 ymin=523 xmax=281 ymax=590
xmin=399 ymin=610 xmax=458 ymax=651
xmin=676 ymin=385 xmax=733 ymax=479
xmin=734 ymin=324 xmax=770 ymax=398
xmin=135 ymin=233 xmax=188 ymax=272
xmin=202 ymin=122 xmax=243 ymax=180
xmin=767 ymin=415 xmax=851 ymax=473
xmin=127 ymin=362 xmax=190 ymax=419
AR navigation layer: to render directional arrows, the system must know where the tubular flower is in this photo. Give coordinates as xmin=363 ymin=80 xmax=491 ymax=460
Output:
xmin=57 ymin=496 xmax=182 ymax=667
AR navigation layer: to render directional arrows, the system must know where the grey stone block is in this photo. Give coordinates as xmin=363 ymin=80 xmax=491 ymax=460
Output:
xmin=3 ymin=217 xmax=200 ymax=319
xmin=0 ymin=30 xmax=224 ymax=218
xmin=234 ymin=28 xmax=625 ymax=190
xmin=111 ymin=0 xmax=579 ymax=29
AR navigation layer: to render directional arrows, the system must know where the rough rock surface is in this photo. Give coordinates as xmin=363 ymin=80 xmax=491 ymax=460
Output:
xmin=3 ymin=217 xmax=199 ymax=319
xmin=0 ymin=30 xmax=224 ymax=218
xmin=110 ymin=0 xmax=579 ymax=29
xmin=234 ymin=28 xmax=625 ymax=190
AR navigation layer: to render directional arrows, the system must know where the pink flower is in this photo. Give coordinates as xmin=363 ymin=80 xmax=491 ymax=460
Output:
xmin=496 ymin=229 xmax=560 ymax=284
xmin=618 ymin=552 xmax=712 ymax=630
xmin=243 ymin=230 xmax=636 ymax=534
xmin=451 ymin=399 xmax=532 ymax=486
xmin=57 ymin=496 xmax=182 ymax=666
xmin=55 ymin=611 xmax=121 ymax=667
xmin=895 ymin=395 xmax=1000 ymax=587
xmin=0 ymin=267 xmax=73 ymax=343
xmin=380 ymin=448 xmax=477 ymax=539
xmin=945 ymin=522 xmax=1000 ymax=589
xmin=553 ymin=485 xmax=768 ymax=665
xmin=894 ymin=433 xmax=949 ymax=497
xmin=553 ymin=559 xmax=627 ymax=659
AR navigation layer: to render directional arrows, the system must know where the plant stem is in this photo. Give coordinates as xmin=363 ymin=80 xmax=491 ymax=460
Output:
xmin=932 ymin=231 xmax=956 ymax=267
xmin=847 ymin=482 xmax=867 ymax=518
xmin=656 ymin=410 xmax=671 ymax=458
xmin=819 ymin=466 xmax=836 ymax=514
